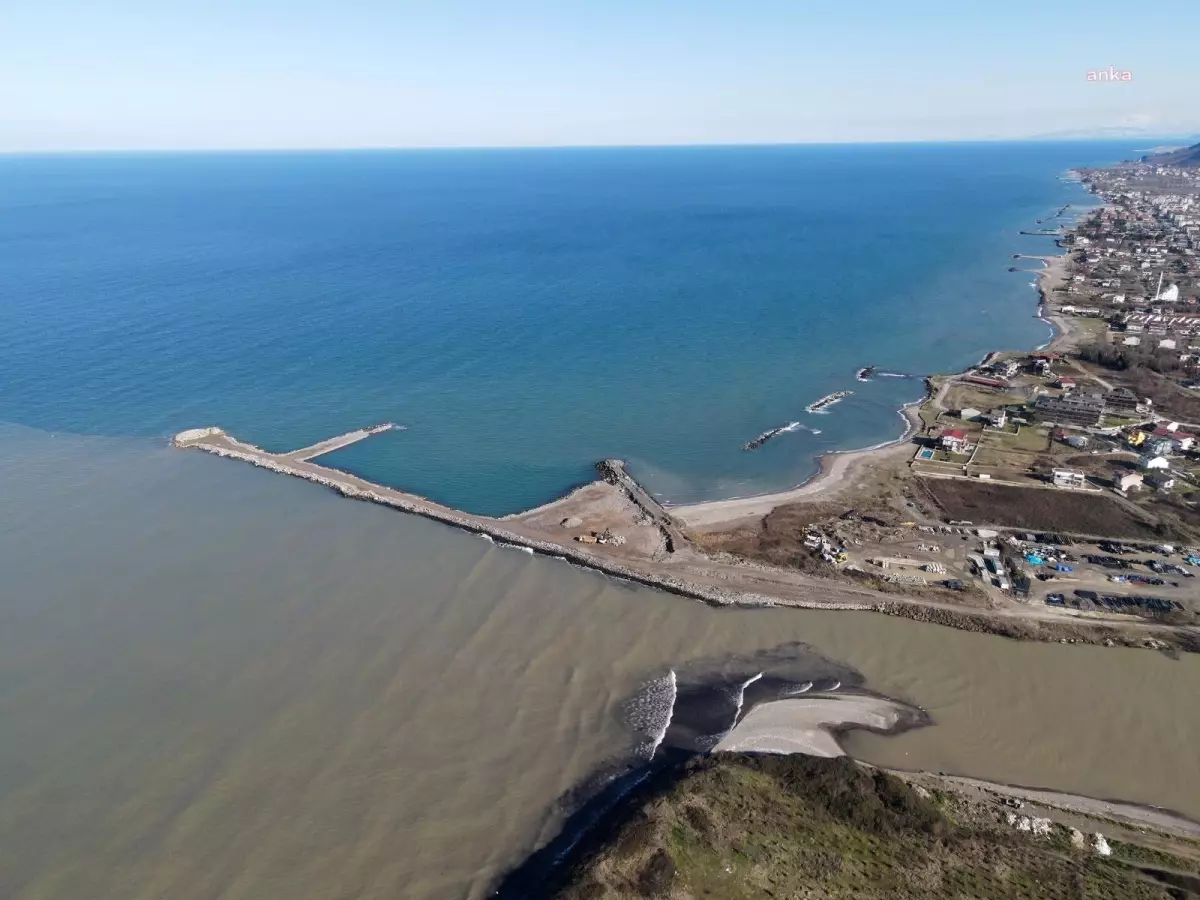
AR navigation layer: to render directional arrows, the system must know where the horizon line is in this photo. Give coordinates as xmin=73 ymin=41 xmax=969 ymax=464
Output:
xmin=2 ymin=134 xmax=1197 ymax=158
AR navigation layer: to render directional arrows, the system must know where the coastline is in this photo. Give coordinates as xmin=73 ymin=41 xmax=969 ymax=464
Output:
xmin=168 ymin=165 xmax=1193 ymax=652
xmin=712 ymin=691 xmax=929 ymax=757
xmin=496 ymin=737 xmax=1200 ymax=899
xmin=670 ymin=211 xmax=1081 ymax=529
xmin=173 ymin=422 xmax=1200 ymax=654
xmin=668 ymin=389 xmax=929 ymax=528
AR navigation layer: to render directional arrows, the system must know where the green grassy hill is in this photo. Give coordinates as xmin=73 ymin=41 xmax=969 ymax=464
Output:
xmin=543 ymin=754 xmax=1197 ymax=899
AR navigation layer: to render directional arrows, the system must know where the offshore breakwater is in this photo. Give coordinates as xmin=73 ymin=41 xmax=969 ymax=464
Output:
xmin=172 ymin=426 xmax=875 ymax=614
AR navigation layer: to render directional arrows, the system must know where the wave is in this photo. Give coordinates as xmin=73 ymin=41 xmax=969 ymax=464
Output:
xmin=729 ymin=672 xmax=763 ymax=729
xmin=806 ymin=390 xmax=852 ymax=414
xmin=624 ymin=669 xmax=678 ymax=760
xmin=497 ymin=541 xmax=535 ymax=554
xmin=785 ymin=681 xmax=813 ymax=695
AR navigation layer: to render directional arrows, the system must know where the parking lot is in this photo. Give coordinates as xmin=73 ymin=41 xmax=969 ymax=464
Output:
xmin=1006 ymin=536 xmax=1199 ymax=621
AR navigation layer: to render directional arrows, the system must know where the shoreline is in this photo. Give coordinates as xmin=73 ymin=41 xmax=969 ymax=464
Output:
xmin=712 ymin=692 xmax=930 ymax=758
xmin=172 ymin=423 xmax=1200 ymax=654
xmin=167 ymin=164 xmax=1195 ymax=652
xmin=668 ymin=387 xmax=930 ymax=527
xmin=710 ymin=691 xmax=1200 ymax=836
xmin=670 ymin=208 xmax=1081 ymax=528
xmin=495 ymin=733 xmax=1200 ymax=898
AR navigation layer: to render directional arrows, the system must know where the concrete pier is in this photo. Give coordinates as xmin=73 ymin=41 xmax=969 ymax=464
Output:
xmin=284 ymin=423 xmax=402 ymax=462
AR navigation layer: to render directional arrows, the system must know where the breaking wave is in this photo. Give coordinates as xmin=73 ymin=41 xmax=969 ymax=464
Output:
xmin=623 ymin=669 xmax=677 ymax=760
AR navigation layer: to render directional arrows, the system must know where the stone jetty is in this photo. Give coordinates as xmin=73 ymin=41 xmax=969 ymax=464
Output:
xmin=172 ymin=425 xmax=876 ymax=614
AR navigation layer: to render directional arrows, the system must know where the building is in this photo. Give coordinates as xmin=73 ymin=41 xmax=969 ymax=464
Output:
xmin=959 ymin=407 xmax=982 ymax=421
xmin=1146 ymin=438 xmax=1176 ymax=458
xmin=963 ymin=375 xmax=1009 ymax=389
xmin=1140 ymin=454 xmax=1171 ymax=470
xmin=1146 ymin=473 xmax=1177 ymax=491
xmin=940 ymin=428 xmax=972 ymax=454
xmin=1055 ymin=377 xmax=1077 ymax=390
xmin=1052 ymin=469 xmax=1087 ymax=489
xmin=1158 ymin=424 xmax=1197 ymax=451
xmin=1116 ymin=471 xmax=1144 ymax=492
xmin=986 ymin=409 xmax=1008 ymax=428
xmin=1032 ymin=393 xmax=1105 ymax=427
xmin=1104 ymin=387 xmax=1140 ymax=414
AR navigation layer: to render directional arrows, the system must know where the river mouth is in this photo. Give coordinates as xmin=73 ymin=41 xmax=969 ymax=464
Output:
xmin=2 ymin=424 xmax=1200 ymax=900
xmin=495 ymin=645 xmax=932 ymax=898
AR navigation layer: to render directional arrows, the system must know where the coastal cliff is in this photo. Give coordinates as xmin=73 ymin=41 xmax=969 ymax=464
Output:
xmin=503 ymin=753 xmax=1197 ymax=899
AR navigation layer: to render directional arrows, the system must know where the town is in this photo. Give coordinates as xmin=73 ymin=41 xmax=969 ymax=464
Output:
xmin=693 ymin=143 xmax=1200 ymax=634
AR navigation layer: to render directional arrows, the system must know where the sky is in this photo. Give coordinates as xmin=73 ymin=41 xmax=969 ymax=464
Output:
xmin=3 ymin=0 xmax=1199 ymax=152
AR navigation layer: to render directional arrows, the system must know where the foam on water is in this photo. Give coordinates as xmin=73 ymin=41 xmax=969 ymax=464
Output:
xmin=623 ymin=669 xmax=678 ymax=759
xmin=729 ymin=671 xmax=764 ymax=728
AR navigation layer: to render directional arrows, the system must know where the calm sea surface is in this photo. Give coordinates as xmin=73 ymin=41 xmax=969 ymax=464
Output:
xmin=6 ymin=144 xmax=1198 ymax=900
xmin=0 ymin=143 xmax=1125 ymax=514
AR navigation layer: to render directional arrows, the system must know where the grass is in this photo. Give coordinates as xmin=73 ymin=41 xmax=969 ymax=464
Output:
xmin=545 ymin=755 xmax=1182 ymax=899
xmin=1109 ymin=839 xmax=1200 ymax=874
xmin=1004 ymin=426 xmax=1052 ymax=452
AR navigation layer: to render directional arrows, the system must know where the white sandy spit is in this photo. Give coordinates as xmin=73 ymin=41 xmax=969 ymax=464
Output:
xmin=713 ymin=694 xmax=919 ymax=758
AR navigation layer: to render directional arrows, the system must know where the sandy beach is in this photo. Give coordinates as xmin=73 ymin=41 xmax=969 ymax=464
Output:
xmin=668 ymin=395 xmax=927 ymax=528
xmin=671 ymin=247 xmax=1078 ymax=531
xmin=713 ymin=693 xmax=926 ymax=757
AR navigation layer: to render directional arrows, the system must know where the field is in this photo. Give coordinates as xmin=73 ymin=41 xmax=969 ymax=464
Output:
xmin=916 ymin=477 xmax=1160 ymax=538
xmin=537 ymin=754 xmax=1194 ymax=899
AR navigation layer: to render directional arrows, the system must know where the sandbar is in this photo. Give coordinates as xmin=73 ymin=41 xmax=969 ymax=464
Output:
xmin=713 ymin=694 xmax=925 ymax=758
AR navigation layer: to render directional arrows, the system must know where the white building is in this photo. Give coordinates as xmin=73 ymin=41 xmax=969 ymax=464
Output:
xmin=1052 ymin=469 xmax=1087 ymax=489
xmin=1116 ymin=472 xmax=1144 ymax=492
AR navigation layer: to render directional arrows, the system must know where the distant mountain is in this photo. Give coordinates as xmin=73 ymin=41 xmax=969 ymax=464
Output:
xmin=1142 ymin=141 xmax=1200 ymax=167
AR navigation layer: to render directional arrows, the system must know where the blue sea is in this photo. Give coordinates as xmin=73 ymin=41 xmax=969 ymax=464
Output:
xmin=0 ymin=142 xmax=1136 ymax=515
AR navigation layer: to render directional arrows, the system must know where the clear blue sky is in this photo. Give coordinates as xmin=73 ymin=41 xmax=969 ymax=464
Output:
xmin=4 ymin=0 xmax=1198 ymax=151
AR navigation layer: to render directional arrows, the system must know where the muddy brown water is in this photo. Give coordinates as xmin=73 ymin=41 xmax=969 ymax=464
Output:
xmin=2 ymin=423 xmax=1198 ymax=900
